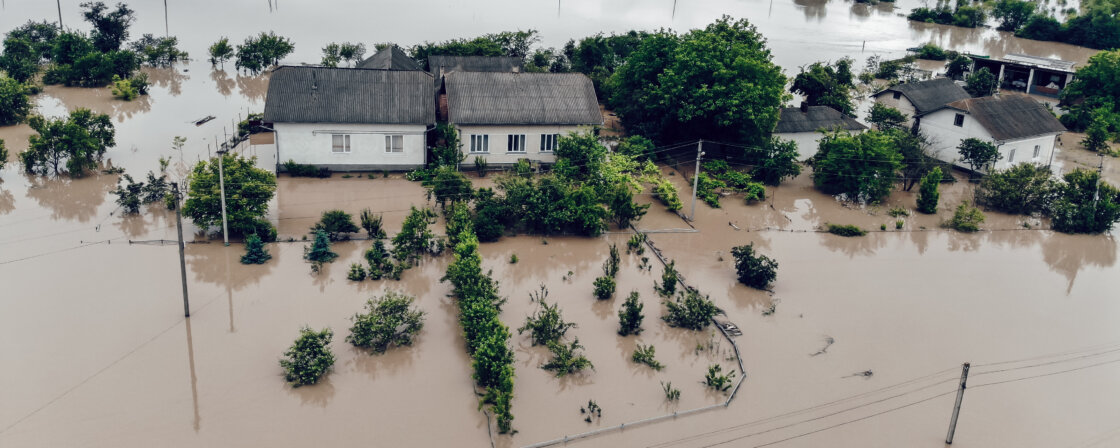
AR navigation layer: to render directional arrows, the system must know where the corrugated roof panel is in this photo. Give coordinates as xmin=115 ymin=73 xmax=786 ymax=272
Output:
xmin=263 ymin=66 xmax=435 ymax=125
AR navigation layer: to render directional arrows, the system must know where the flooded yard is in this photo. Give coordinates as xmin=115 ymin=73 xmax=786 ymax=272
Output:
xmin=2 ymin=1 xmax=1119 ymax=447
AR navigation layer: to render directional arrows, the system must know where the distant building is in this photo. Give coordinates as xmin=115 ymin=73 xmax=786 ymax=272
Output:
xmin=871 ymin=78 xmax=972 ymax=128
xmin=968 ymin=53 xmax=1076 ymax=98
xmin=443 ymin=72 xmax=603 ymax=167
xmin=920 ymin=93 xmax=1066 ymax=172
xmin=773 ymin=104 xmax=867 ymax=160
xmin=263 ymin=66 xmax=436 ymax=171
xmin=356 ymin=46 xmax=423 ymax=71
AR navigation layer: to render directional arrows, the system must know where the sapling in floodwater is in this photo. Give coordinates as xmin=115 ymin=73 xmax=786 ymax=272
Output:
xmin=304 ymin=229 xmax=338 ymax=274
xmin=346 ymin=291 xmax=426 ymax=354
xmin=279 ymin=326 xmax=335 ymax=387
xmin=631 ymin=343 xmax=663 ymax=370
xmin=241 ymin=233 xmax=271 ymax=264
xmin=346 ymin=263 xmax=367 ymax=281
xmin=662 ymin=381 xmax=681 ymax=401
xmin=593 ymin=275 xmax=616 ymax=300
xmin=542 ymin=338 xmax=593 ymax=376
xmin=617 ymin=291 xmax=645 ymax=336
xmin=580 ymin=400 xmax=602 ymax=423
xmin=656 ymin=260 xmax=679 ymax=297
xmin=730 ymin=243 xmax=778 ymax=289
xmin=704 ymin=364 xmax=736 ymax=392
xmin=662 ymin=289 xmax=718 ymax=330
xmin=518 ymin=286 xmax=576 ymax=346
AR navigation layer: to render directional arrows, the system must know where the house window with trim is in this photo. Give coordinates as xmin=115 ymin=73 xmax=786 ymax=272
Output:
xmin=385 ymin=135 xmax=403 ymax=153
xmin=953 ymin=114 xmax=965 ymax=127
xmin=470 ymin=135 xmax=489 ymax=153
xmin=1009 ymin=148 xmax=1016 ymax=163
xmin=508 ymin=134 xmax=526 ymax=152
xmin=1033 ymin=145 xmax=1040 ymax=158
xmin=540 ymin=134 xmax=559 ymax=152
xmin=332 ymin=134 xmax=351 ymax=153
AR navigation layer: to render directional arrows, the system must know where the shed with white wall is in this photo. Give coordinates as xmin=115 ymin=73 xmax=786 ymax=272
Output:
xmin=774 ymin=104 xmax=867 ymax=160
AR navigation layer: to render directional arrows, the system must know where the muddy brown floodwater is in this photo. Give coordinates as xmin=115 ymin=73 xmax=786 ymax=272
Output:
xmin=2 ymin=1 xmax=1119 ymax=447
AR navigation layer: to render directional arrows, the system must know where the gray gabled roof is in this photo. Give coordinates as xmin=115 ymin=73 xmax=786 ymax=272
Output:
xmin=774 ymin=106 xmax=867 ymax=134
xmin=943 ymin=93 xmax=1065 ymax=141
xmin=428 ymin=55 xmax=523 ymax=74
xmin=874 ymin=78 xmax=971 ymax=116
xmin=445 ymin=72 xmax=603 ymax=126
xmin=263 ymin=66 xmax=435 ymax=125
xmin=356 ymin=46 xmax=422 ymax=71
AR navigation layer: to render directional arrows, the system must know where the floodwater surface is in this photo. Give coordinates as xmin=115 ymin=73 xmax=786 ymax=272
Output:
xmin=2 ymin=1 xmax=1119 ymax=447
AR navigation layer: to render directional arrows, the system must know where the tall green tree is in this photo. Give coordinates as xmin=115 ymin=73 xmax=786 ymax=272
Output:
xmin=992 ymin=0 xmax=1037 ymax=31
xmin=1061 ymin=50 xmax=1120 ymax=133
xmin=80 ymin=1 xmax=135 ymax=52
xmin=866 ymin=103 xmax=908 ymax=131
xmin=812 ymin=130 xmax=903 ymax=203
xmin=917 ymin=167 xmax=942 ymax=214
xmin=1082 ymin=111 xmax=1113 ymax=153
xmin=5 ymin=20 xmax=59 ymax=61
xmin=957 ymin=138 xmax=1002 ymax=178
xmin=965 ymin=67 xmax=998 ymax=97
xmin=21 ymin=109 xmax=115 ymax=175
xmin=208 ymin=37 xmax=234 ymax=67
xmin=1 ymin=37 xmax=41 ymax=83
xmin=0 ymin=76 xmax=32 ymax=125
xmin=748 ymin=137 xmax=802 ymax=185
xmin=606 ymin=182 xmax=649 ymax=229
xmin=182 ymin=154 xmax=277 ymax=239
xmin=1050 ymin=169 xmax=1120 ymax=234
xmin=975 ymin=163 xmax=1057 ymax=214
xmin=790 ymin=58 xmax=856 ymax=116
xmin=609 ymin=16 xmax=789 ymax=144
xmin=235 ymin=32 xmax=294 ymax=75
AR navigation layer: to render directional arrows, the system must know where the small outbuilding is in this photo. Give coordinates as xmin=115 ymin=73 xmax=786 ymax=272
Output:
xmin=920 ymin=92 xmax=1066 ymax=172
xmin=773 ymin=104 xmax=867 ymax=160
xmin=444 ymin=71 xmax=602 ymax=167
xmin=263 ymin=66 xmax=436 ymax=172
xmin=968 ymin=53 xmax=1076 ymax=98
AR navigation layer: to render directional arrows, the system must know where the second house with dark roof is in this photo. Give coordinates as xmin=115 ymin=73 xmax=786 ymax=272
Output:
xmin=871 ymin=78 xmax=972 ymax=129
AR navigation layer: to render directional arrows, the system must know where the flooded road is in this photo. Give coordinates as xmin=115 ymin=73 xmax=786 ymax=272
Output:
xmin=2 ymin=1 xmax=1119 ymax=447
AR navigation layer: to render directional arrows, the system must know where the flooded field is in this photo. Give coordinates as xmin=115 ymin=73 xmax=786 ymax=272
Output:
xmin=2 ymin=1 xmax=1120 ymax=447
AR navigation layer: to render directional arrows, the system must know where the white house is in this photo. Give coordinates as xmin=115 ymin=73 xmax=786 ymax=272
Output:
xmin=443 ymin=71 xmax=603 ymax=167
xmin=920 ymin=93 xmax=1066 ymax=172
xmin=773 ymin=104 xmax=867 ymax=160
xmin=871 ymin=78 xmax=971 ymax=128
xmin=263 ymin=66 xmax=436 ymax=171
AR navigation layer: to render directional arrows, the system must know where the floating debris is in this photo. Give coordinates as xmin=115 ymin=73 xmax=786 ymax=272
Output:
xmin=810 ymin=336 xmax=835 ymax=356
xmin=193 ymin=115 xmax=216 ymax=126
xmin=843 ymin=369 xmax=874 ymax=379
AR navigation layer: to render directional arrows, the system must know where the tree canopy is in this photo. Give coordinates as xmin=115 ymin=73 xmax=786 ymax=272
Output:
xmin=609 ymin=16 xmax=789 ymax=145
xmin=957 ymin=138 xmax=1001 ymax=176
xmin=965 ymin=67 xmax=997 ymax=97
xmin=235 ymin=32 xmax=294 ymax=75
xmin=1060 ymin=50 xmax=1120 ymax=135
xmin=811 ymin=130 xmax=903 ymax=203
xmin=80 ymin=1 xmax=135 ymax=52
xmin=21 ymin=109 xmax=115 ymax=176
xmin=790 ymin=59 xmax=856 ymax=116
xmin=1050 ymin=169 xmax=1120 ymax=234
xmin=182 ymin=154 xmax=277 ymax=239
xmin=0 ymin=76 xmax=32 ymax=125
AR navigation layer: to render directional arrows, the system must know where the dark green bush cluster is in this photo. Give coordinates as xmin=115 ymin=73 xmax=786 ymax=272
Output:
xmin=112 ymin=169 xmax=170 ymax=214
xmin=826 ymin=224 xmax=867 ymax=237
xmin=947 ymin=202 xmax=985 ymax=232
xmin=279 ymin=327 xmax=335 ymax=387
xmin=518 ymin=286 xmax=576 ymax=346
xmin=542 ymin=339 xmax=594 ymax=376
xmin=662 ymin=289 xmax=718 ymax=331
xmin=312 ymin=209 xmax=360 ymax=241
xmin=346 ymin=291 xmax=426 ymax=354
xmin=304 ymin=229 xmax=338 ymax=274
xmin=617 ymin=291 xmax=645 ymax=336
xmin=283 ymin=160 xmax=331 ymax=178
xmin=700 ymin=160 xmax=767 ymax=206
xmin=631 ymin=343 xmax=663 ymax=370
xmin=704 ymin=364 xmax=736 ymax=392
xmin=908 ymin=4 xmax=986 ymax=28
xmin=656 ymin=260 xmax=680 ymax=297
xmin=731 ymin=243 xmax=778 ymax=289
xmin=593 ymin=244 xmax=621 ymax=300
xmin=241 ymin=234 xmax=272 ymax=264
xmin=443 ymin=226 xmax=515 ymax=433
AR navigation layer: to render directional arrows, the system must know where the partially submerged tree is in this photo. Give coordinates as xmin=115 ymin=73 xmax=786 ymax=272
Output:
xmin=391 ymin=206 xmax=436 ymax=263
xmin=235 ymin=32 xmax=294 ymax=75
xmin=81 ymin=1 xmax=135 ymax=52
xmin=1050 ymin=169 xmax=1120 ymax=234
xmin=279 ymin=326 xmax=335 ymax=387
xmin=662 ymin=289 xmax=718 ymax=330
xmin=312 ymin=209 xmax=360 ymax=241
xmin=947 ymin=202 xmax=985 ymax=232
xmin=517 ymin=286 xmax=576 ymax=346
xmin=965 ymin=67 xmax=997 ymax=97
xmin=208 ymin=37 xmax=234 ymax=67
xmin=790 ymin=58 xmax=856 ymax=116
xmin=304 ymin=229 xmax=338 ymax=273
xmin=617 ymin=291 xmax=645 ymax=336
xmin=182 ymin=154 xmax=277 ymax=239
xmin=346 ymin=291 xmax=426 ymax=354
xmin=606 ymin=182 xmax=650 ymax=229
xmin=992 ymin=0 xmax=1037 ymax=32
xmin=975 ymin=164 xmax=1057 ymax=215
xmin=917 ymin=167 xmax=942 ymax=214
xmin=812 ymin=130 xmax=903 ymax=203
xmin=731 ymin=243 xmax=778 ymax=289
xmin=241 ymin=233 xmax=272 ymax=264
xmin=130 ymin=34 xmax=188 ymax=67
xmin=957 ymin=138 xmax=1001 ymax=178
xmin=21 ymin=109 xmax=115 ymax=176
xmin=0 ymin=76 xmax=33 ymax=125
xmin=541 ymin=338 xmax=594 ymax=376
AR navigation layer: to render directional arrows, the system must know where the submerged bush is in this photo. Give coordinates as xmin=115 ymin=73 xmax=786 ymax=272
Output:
xmin=313 ymin=209 xmax=360 ymax=241
xmin=346 ymin=291 xmax=426 ymax=354
xmin=947 ymin=202 xmax=985 ymax=232
xmin=517 ymin=286 xmax=576 ymax=346
xmin=631 ymin=343 xmax=663 ymax=371
xmin=826 ymin=224 xmax=867 ymax=237
xmin=662 ymin=289 xmax=718 ymax=331
xmin=731 ymin=243 xmax=778 ymax=289
xmin=617 ymin=291 xmax=645 ymax=336
xmin=704 ymin=364 xmax=736 ymax=392
xmin=542 ymin=338 xmax=594 ymax=376
xmin=279 ymin=327 xmax=335 ymax=387
xmin=241 ymin=234 xmax=272 ymax=264
xmin=657 ymin=260 xmax=680 ymax=297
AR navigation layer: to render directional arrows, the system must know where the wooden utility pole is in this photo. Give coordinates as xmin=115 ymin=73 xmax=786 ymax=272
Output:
xmin=945 ymin=362 xmax=970 ymax=444
xmin=172 ymin=182 xmax=191 ymax=317
xmin=689 ymin=140 xmax=704 ymax=221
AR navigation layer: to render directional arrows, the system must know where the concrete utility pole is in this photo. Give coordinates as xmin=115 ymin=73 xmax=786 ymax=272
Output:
xmin=1092 ymin=154 xmax=1105 ymax=211
xmin=689 ymin=140 xmax=704 ymax=221
xmin=216 ymin=144 xmax=230 ymax=246
xmin=172 ymin=182 xmax=191 ymax=318
xmin=945 ymin=362 xmax=971 ymax=444
xmin=56 ymin=0 xmax=63 ymax=29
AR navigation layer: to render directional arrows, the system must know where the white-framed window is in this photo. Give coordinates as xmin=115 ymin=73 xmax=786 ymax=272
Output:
xmin=540 ymin=134 xmax=559 ymax=152
xmin=1033 ymin=145 xmax=1040 ymax=158
xmin=953 ymin=114 xmax=965 ymax=127
xmin=1009 ymin=148 xmax=1016 ymax=163
xmin=332 ymin=134 xmax=351 ymax=153
xmin=385 ymin=135 xmax=403 ymax=153
xmin=508 ymin=134 xmax=526 ymax=152
xmin=470 ymin=135 xmax=489 ymax=153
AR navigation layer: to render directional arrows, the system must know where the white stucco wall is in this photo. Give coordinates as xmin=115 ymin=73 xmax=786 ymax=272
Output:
xmin=454 ymin=124 xmax=594 ymax=166
xmin=274 ymin=122 xmax=428 ymax=171
xmin=873 ymin=92 xmax=918 ymax=126
xmin=777 ymin=129 xmax=867 ymax=161
xmin=920 ymin=109 xmax=1059 ymax=172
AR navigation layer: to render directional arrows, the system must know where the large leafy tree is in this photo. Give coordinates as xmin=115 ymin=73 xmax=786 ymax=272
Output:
xmin=6 ymin=20 xmax=59 ymax=61
xmin=1050 ymin=169 xmax=1120 ymax=234
xmin=235 ymin=32 xmax=295 ymax=75
xmin=182 ymin=154 xmax=277 ymax=238
xmin=0 ymin=76 xmax=32 ymax=125
xmin=747 ymin=137 xmax=801 ymax=185
xmin=866 ymin=103 xmax=908 ymax=131
xmin=992 ymin=0 xmax=1036 ymax=31
xmin=610 ymin=16 xmax=789 ymax=144
xmin=1 ymin=37 xmax=41 ymax=83
xmin=208 ymin=37 xmax=234 ymax=67
xmin=80 ymin=1 xmax=136 ymax=52
xmin=565 ymin=31 xmax=648 ymax=97
xmin=812 ymin=130 xmax=903 ymax=203
xmin=21 ymin=108 xmax=115 ymax=176
xmin=975 ymin=163 xmax=1058 ymax=215
xmin=965 ymin=67 xmax=997 ymax=97
xmin=790 ymin=58 xmax=856 ymax=116
xmin=1060 ymin=50 xmax=1120 ymax=133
